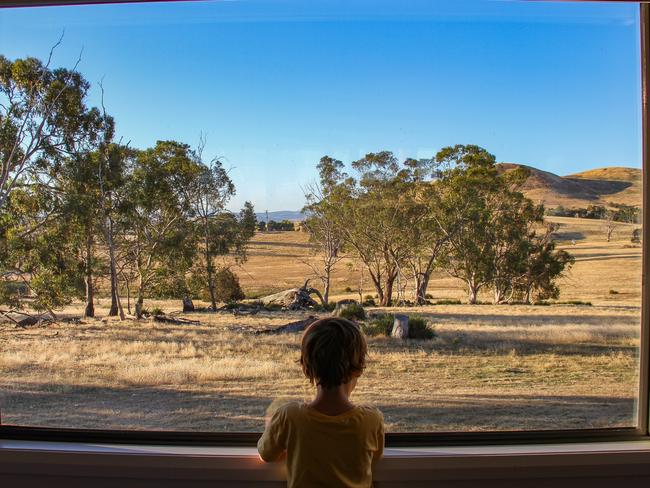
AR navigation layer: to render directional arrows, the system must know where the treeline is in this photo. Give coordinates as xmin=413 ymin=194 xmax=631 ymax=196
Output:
xmin=303 ymin=147 xmax=574 ymax=306
xmin=546 ymin=203 xmax=641 ymax=223
xmin=0 ymin=54 xmax=256 ymax=320
xmin=257 ymin=220 xmax=295 ymax=232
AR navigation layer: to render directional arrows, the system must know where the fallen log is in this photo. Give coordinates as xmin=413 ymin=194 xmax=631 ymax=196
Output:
xmin=232 ymin=306 xmax=260 ymax=316
xmin=1 ymin=309 xmax=55 ymax=327
xmin=153 ymin=314 xmax=200 ymax=325
xmin=256 ymin=316 xmax=319 ymax=334
xmin=258 ymin=280 xmax=324 ymax=310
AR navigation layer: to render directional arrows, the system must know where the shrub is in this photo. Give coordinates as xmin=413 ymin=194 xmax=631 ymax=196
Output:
xmin=337 ymin=302 xmax=366 ymax=321
xmin=609 ymin=289 xmax=619 ymax=295
xmin=344 ymin=286 xmax=353 ymax=293
xmin=425 ymin=293 xmax=434 ymax=300
xmin=362 ymin=314 xmax=394 ymax=337
xmin=151 ymin=307 xmax=164 ymax=316
xmin=317 ymin=302 xmax=337 ymax=312
xmin=435 ymin=299 xmax=462 ymax=305
xmin=0 ymin=281 xmax=30 ymax=308
xmin=408 ymin=315 xmax=435 ymax=340
xmin=361 ymin=314 xmax=435 ymax=340
xmin=214 ymin=268 xmax=245 ymax=303
xmin=362 ymin=297 xmax=376 ymax=306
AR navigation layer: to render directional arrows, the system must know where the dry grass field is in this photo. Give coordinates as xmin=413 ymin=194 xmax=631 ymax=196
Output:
xmin=0 ymin=216 xmax=643 ymax=432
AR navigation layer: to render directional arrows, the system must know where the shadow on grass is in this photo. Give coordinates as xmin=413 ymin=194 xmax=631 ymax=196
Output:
xmin=417 ymin=312 xmax=640 ymax=327
xmin=378 ymin=393 xmax=636 ymax=431
xmin=0 ymin=382 xmax=636 ymax=433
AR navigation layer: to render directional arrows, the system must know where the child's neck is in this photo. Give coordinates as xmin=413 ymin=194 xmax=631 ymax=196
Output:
xmin=309 ymin=384 xmax=355 ymax=416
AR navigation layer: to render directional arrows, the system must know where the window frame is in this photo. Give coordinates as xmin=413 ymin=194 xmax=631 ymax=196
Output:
xmin=0 ymin=0 xmax=648 ymax=448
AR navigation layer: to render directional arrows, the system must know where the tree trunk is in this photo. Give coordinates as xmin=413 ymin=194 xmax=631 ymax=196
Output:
xmin=108 ymin=269 xmax=119 ymax=316
xmin=369 ymin=272 xmax=384 ymax=307
xmin=494 ymin=287 xmax=505 ymax=304
xmin=323 ymin=267 xmax=331 ymax=306
xmin=467 ymin=278 xmax=479 ymax=305
xmin=122 ymin=271 xmax=132 ymax=315
xmin=135 ymin=274 xmax=144 ymax=319
xmin=84 ymin=232 xmax=94 ymax=318
xmin=205 ymin=236 xmax=217 ymax=311
xmin=182 ymin=297 xmax=195 ymax=312
xmin=380 ymin=274 xmax=396 ymax=307
xmin=415 ymin=272 xmax=431 ymax=306
xmin=106 ymin=218 xmax=124 ymax=319
xmin=493 ymin=280 xmax=510 ymax=304
xmin=323 ymin=280 xmax=330 ymax=306
xmin=135 ymin=293 xmax=144 ymax=319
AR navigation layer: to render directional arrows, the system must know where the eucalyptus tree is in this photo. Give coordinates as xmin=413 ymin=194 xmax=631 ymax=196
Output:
xmin=96 ymin=143 xmax=134 ymax=318
xmin=123 ymin=141 xmax=200 ymax=319
xmin=394 ymin=157 xmax=453 ymax=305
xmin=51 ymin=141 xmax=132 ymax=318
xmin=0 ymin=52 xmax=106 ymax=210
xmin=434 ymin=145 xmax=573 ymax=305
xmin=514 ymin=222 xmax=574 ymax=304
xmin=0 ymin=179 xmax=84 ymax=316
xmin=434 ymin=145 xmax=508 ymax=304
xmin=184 ymin=153 xmax=256 ymax=311
xmin=325 ymin=151 xmax=416 ymax=307
xmin=1 ymin=51 xmax=112 ymax=316
xmin=302 ymin=157 xmax=347 ymax=305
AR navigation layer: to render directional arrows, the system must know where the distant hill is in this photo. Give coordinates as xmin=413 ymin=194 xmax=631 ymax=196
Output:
xmin=255 ymin=210 xmax=306 ymax=222
xmin=497 ymin=163 xmax=641 ymax=208
xmin=259 ymin=165 xmax=641 ymax=220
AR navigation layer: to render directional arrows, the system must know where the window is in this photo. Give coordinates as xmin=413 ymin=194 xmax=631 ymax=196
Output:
xmin=0 ymin=0 xmax=647 ymax=445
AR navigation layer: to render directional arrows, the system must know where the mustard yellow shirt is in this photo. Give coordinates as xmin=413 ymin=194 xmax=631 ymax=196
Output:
xmin=257 ymin=402 xmax=384 ymax=488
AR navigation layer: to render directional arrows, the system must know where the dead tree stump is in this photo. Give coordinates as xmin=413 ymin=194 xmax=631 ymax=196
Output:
xmin=182 ymin=297 xmax=195 ymax=313
xmin=391 ymin=314 xmax=409 ymax=339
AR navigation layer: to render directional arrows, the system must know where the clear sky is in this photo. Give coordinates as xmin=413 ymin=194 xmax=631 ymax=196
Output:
xmin=0 ymin=0 xmax=642 ymax=211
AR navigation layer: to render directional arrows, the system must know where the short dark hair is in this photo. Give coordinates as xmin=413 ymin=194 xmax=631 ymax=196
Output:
xmin=300 ymin=317 xmax=367 ymax=389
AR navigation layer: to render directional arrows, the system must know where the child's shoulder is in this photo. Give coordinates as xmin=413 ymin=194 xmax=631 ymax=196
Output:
xmin=273 ymin=400 xmax=305 ymax=418
xmin=354 ymin=405 xmax=384 ymax=424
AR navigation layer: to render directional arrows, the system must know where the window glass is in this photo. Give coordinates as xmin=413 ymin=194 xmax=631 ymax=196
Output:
xmin=0 ymin=0 xmax=642 ymax=432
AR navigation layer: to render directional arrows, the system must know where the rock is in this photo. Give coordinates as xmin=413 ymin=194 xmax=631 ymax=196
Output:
xmin=391 ymin=314 xmax=409 ymax=339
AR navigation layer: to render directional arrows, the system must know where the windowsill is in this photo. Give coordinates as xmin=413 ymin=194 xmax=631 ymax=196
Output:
xmin=2 ymin=439 xmax=650 ymax=482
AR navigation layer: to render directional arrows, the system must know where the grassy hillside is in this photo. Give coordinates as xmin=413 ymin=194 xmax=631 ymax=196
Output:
xmin=498 ymin=163 xmax=641 ymax=208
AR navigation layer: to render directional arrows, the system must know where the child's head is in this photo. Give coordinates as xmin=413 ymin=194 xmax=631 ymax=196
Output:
xmin=300 ymin=317 xmax=367 ymax=390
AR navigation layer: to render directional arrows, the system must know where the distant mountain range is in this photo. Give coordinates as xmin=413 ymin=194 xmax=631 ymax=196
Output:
xmin=257 ymin=166 xmax=642 ymax=221
xmin=255 ymin=210 xmax=306 ymax=222
xmin=497 ymin=164 xmax=642 ymax=208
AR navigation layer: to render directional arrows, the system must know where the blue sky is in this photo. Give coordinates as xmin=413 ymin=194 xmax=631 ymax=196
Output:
xmin=0 ymin=0 xmax=642 ymax=211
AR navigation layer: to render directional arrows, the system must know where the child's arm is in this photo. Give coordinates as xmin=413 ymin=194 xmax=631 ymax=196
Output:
xmin=257 ymin=406 xmax=288 ymax=462
xmin=372 ymin=411 xmax=385 ymax=465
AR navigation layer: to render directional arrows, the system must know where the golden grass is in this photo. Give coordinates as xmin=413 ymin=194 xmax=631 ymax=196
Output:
xmin=0 ymin=302 xmax=639 ymax=432
xmin=0 ymin=216 xmax=643 ymax=433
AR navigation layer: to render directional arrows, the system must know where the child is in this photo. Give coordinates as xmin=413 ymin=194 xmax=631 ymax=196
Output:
xmin=257 ymin=317 xmax=384 ymax=488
